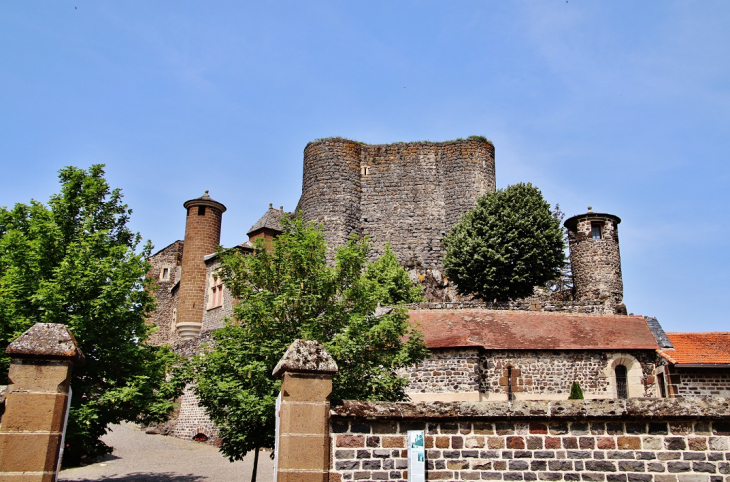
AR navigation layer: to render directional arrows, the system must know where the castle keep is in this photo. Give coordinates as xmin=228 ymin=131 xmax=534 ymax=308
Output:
xmin=299 ymin=138 xmax=495 ymax=294
xmin=146 ymin=136 xmax=730 ymax=443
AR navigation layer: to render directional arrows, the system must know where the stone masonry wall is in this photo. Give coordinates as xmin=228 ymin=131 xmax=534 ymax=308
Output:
xmin=147 ymin=240 xmax=183 ymax=346
xmin=359 ymin=140 xmax=495 ymax=270
xmin=402 ymin=349 xmax=659 ymax=401
xmin=674 ymin=370 xmax=730 ymax=398
xmin=406 ymin=300 xmax=620 ymax=316
xmin=172 ymin=384 xmax=219 ymax=443
xmin=300 ymin=139 xmax=362 ymax=260
xmin=201 ymin=257 xmax=235 ymax=333
xmin=329 ymin=398 xmax=730 ymax=482
xmin=480 ymin=351 xmax=659 ymax=400
xmin=403 ymin=348 xmax=482 ymax=395
xmin=299 ymin=138 xmax=495 ymax=297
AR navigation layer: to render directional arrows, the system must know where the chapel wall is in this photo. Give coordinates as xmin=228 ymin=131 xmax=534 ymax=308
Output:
xmin=402 ymin=348 xmax=482 ymax=395
xmin=479 ymin=350 xmax=658 ymax=400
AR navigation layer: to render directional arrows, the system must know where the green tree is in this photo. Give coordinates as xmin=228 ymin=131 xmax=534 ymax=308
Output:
xmin=191 ymin=215 xmax=427 ymax=464
xmin=568 ymin=381 xmax=585 ymax=400
xmin=363 ymin=243 xmax=426 ymax=305
xmin=443 ymin=183 xmax=565 ymax=302
xmin=0 ymin=165 xmax=182 ymax=465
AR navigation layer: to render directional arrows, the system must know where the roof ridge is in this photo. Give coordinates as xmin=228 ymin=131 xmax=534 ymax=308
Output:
xmin=666 ymin=331 xmax=730 ymax=335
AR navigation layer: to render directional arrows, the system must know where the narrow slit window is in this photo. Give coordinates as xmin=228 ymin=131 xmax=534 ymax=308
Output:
xmin=657 ymin=373 xmax=667 ymax=398
xmin=591 ymin=223 xmax=602 ymax=240
xmin=507 ymin=366 xmax=513 ymax=401
xmin=615 ymin=365 xmax=628 ymax=399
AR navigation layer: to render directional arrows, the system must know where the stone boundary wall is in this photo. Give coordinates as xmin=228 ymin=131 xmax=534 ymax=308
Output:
xmin=329 ymin=398 xmax=730 ymax=482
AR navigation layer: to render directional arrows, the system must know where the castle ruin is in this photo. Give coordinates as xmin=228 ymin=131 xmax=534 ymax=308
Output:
xmin=298 ymin=137 xmax=495 ymax=298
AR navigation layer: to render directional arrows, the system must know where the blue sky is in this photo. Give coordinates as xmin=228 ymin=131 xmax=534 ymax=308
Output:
xmin=1 ymin=2 xmax=728 ymax=332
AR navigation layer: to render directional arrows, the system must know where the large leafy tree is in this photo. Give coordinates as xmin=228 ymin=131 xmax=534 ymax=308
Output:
xmin=443 ymin=183 xmax=565 ymax=302
xmin=192 ymin=216 xmax=428 ymax=463
xmin=0 ymin=165 xmax=181 ymax=465
xmin=363 ymin=243 xmax=426 ymax=305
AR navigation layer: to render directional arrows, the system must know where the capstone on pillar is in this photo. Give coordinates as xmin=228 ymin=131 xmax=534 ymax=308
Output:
xmin=0 ymin=323 xmax=84 ymax=481
xmin=272 ymin=339 xmax=338 ymax=482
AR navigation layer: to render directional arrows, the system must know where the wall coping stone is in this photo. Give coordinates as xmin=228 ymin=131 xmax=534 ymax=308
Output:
xmin=331 ymin=398 xmax=730 ymax=420
xmin=5 ymin=323 xmax=84 ymax=366
xmin=272 ymin=339 xmax=338 ymax=377
xmin=405 ymin=300 xmax=612 ymax=311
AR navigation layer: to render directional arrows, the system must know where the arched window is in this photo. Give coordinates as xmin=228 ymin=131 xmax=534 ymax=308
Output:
xmin=615 ymin=365 xmax=628 ymax=399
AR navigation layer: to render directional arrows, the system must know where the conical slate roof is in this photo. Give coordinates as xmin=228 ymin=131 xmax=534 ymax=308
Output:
xmin=247 ymin=204 xmax=286 ymax=236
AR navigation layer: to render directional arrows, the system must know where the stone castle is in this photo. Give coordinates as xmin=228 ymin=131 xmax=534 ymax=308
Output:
xmin=147 ymin=137 xmax=729 ymax=442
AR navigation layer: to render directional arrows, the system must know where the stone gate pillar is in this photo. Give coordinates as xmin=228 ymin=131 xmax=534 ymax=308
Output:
xmin=0 ymin=323 xmax=84 ymax=482
xmin=272 ymin=339 xmax=338 ymax=482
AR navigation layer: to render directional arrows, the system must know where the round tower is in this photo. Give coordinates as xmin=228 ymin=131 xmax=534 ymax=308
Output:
xmin=176 ymin=191 xmax=226 ymax=340
xmin=564 ymin=208 xmax=623 ymax=309
xmin=299 ymin=138 xmax=362 ymax=259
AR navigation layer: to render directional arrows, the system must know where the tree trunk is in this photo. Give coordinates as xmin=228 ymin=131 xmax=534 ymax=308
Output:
xmin=250 ymin=447 xmax=259 ymax=482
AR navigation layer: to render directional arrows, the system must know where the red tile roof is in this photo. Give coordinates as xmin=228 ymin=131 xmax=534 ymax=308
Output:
xmin=659 ymin=333 xmax=730 ymax=365
xmin=408 ymin=310 xmax=659 ymax=351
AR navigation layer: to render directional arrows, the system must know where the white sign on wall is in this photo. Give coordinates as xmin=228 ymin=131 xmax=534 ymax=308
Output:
xmin=407 ymin=430 xmax=426 ymax=482
xmin=273 ymin=391 xmax=282 ymax=482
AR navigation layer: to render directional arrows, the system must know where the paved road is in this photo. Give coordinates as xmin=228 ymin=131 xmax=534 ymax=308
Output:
xmin=59 ymin=422 xmax=274 ymax=481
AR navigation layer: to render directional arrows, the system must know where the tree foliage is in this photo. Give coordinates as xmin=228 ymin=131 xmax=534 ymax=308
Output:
xmin=443 ymin=183 xmax=565 ymax=302
xmin=363 ymin=243 xmax=426 ymax=305
xmin=191 ymin=216 xmax=428 ymax=461
xmin=0 ymin=165 xmax=182 ymax=465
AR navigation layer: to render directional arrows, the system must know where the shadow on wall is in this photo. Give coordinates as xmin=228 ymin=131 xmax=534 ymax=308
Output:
xmin=62 ymin=474 xmax=207 ymax=482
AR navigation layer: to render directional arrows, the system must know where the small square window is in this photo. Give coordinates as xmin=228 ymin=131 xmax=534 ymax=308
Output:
xmin=198 ymin=206 xmax=206 ymax=216
xmin=591 ymin=223 xmax=602 ymax=240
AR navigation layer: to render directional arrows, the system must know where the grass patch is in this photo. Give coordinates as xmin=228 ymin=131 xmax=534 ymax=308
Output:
xmin=313 ymin=136 xmax=368 ymax=145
